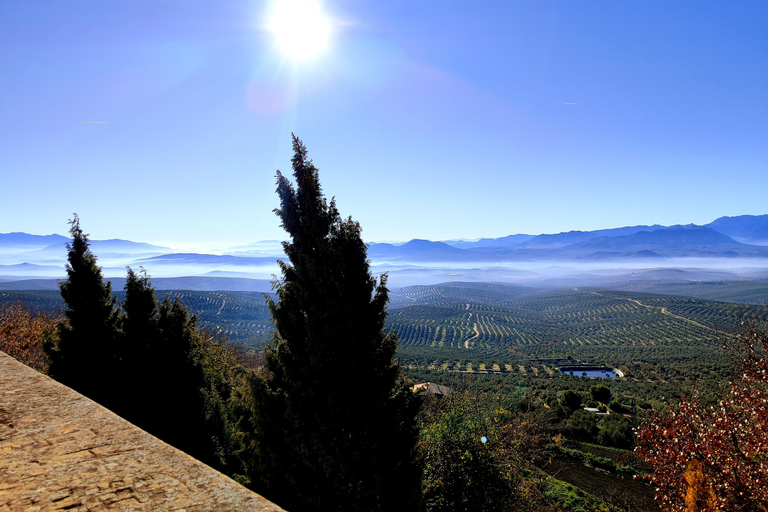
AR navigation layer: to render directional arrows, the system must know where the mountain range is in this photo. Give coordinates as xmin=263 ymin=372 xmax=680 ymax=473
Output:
xmin=2 ymin=214 xmax=767 ymax=289
xmin=369 ymin=218 xmax=768 ymax=262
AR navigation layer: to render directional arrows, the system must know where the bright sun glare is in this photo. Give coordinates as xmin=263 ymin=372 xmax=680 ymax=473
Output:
xmin=268 ymin=0 xmax=332 ymax=61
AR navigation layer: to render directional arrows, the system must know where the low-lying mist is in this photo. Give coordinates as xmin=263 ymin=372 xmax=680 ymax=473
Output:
xmin=3 ymin=254 xmax=766 ymax=292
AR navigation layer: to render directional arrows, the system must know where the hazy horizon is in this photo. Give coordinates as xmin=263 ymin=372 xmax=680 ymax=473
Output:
xmin=2 ymin=212 xmax=766 ymax=253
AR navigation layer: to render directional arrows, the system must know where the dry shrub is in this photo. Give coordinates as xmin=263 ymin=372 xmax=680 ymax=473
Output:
xmin=636 ymin=312 xmax=768 ymax=511
xmin=0 ymin=302 xmax=60 ymax=373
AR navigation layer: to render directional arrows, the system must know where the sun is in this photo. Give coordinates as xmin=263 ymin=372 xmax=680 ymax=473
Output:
xmin=267 ymin=0 xmax=332 ymax=62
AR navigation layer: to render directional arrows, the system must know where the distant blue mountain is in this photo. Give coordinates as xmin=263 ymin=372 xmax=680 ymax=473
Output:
xmin=566 ymin=226 xmax=736 ymax=249
xmin=0 ymin=262 xmax=61 ymax=270
xmin=632 ymin=249 xmax=667 ymax=258
xmin=557 ymin=226 xmax=764 ymax=258
xmin=368 ymin=224 xmax=768 ymax=262
xmin=35 ymin=239 xmax=170 ymax=254
xmin=523 ymin=225 xmax=666 ymax=248
xmin=0 ymin=232 xmax=68 ymax=249
xmin=90 ymin=239 xmax=170 ymax=253
xmin=442 ymin=234 xmax=534 ymax=249
xmin=706 ymin=214 xmax=768 ymax=245
xmin=3 ymin=215 xmax=768 ymax=282
xmin=368 ymin=239 xmax=468 ymax=261
xmin=136 ymin=253 xmax=281 ymax=266
xmin=224 ymin=240 xmax=286 ymax=256
xmin=0 ymin=233 xmax=170 ymax=260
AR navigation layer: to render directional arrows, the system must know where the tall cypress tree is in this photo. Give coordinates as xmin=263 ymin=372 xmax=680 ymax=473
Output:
xmin=45 ymin=214 xmax=122 ymax=407
xmin=122 ymin=267 xmax=158 ymax=357
xmin=247 ymin=135 xmax=422 ymax=511
xmin=120 ymin=266 xmax=162 ymax=429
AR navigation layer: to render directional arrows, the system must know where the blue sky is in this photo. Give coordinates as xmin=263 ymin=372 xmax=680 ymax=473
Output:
xmin=2 ymin=0 xmax=766 ymax=249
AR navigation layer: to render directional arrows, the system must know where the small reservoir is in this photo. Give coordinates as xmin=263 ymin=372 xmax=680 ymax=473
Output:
xmin=558 ymin=365 xmax=621 ymax=378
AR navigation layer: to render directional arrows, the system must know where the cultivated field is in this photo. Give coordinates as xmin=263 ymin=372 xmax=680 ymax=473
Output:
xmin=2 ymin=282 xmax=765 ymax=381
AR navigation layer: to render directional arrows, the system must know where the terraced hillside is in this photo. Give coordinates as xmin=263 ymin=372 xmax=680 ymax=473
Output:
xmin=387 ymin=282 xmax=536 ymax=309
xmin=0 ymin=290 xmax=275 ymax=345
xmin=159 ymin=290 xmax=274 ymax=342
xmin=3 ymin=284 xmax=765 ymax=377
xmin=602 ymin=278 xmax=768 ymax=305
xmin=388 ymin=285 xmax=738 ymax=350
xmin=387 ymin=284 xmax=767 ymax=379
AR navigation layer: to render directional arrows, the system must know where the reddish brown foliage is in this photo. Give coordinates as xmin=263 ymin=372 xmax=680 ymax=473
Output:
xmin=0 ymin=302 xmax=60 ymax=373
xmin=636 ymin=314 xmax=768 ymax=511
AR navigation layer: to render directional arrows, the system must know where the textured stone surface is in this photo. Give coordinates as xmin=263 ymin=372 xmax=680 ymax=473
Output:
xmin=0 ymin=351 xmax=285 ymax=511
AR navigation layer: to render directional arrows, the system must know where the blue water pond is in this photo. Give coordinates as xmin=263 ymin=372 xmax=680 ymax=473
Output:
xmin=559 ymin=368 xmax=616 ymax=378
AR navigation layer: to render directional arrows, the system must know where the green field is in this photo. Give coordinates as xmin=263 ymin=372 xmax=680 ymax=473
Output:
xmin=3 ymin=281 xmax=765 ymax=383
xmin=387 ymin=283 xmax=766 ymax=380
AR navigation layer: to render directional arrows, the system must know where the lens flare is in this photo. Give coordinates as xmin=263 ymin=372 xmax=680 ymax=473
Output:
xmin=268 ymin=0 xmax=332 ymax=61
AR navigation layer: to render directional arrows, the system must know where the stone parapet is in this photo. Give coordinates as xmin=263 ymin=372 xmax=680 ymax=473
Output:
xmin=0 ymin=351 xmax=285 ymax=511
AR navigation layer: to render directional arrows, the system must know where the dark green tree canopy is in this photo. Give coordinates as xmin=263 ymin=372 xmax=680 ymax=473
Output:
xmin=122 ymin=267 xmax=157 ymax=347
xmin=121 ymin=266 xmax=239 ymax=471
xmin=46 ymin=219 xmax=241 ymax=474
xmin=248 ymin=135 xmax=421 ymax=512
xmin=560 ymin=389 xmax=583 ymax=410
xmin=597 ymin=413 xmax=634 ymax=449
xmin=566 ymin=409 xmax=598 ymax=442
xmin=45 ymin=214 xmax=122 ymax=403
xmin=590 ymin=384 xmax=611 ymax=405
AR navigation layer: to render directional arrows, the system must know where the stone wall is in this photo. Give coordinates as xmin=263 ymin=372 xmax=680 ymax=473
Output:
xmin=0 ymin=351 xmax=285 ymax=511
